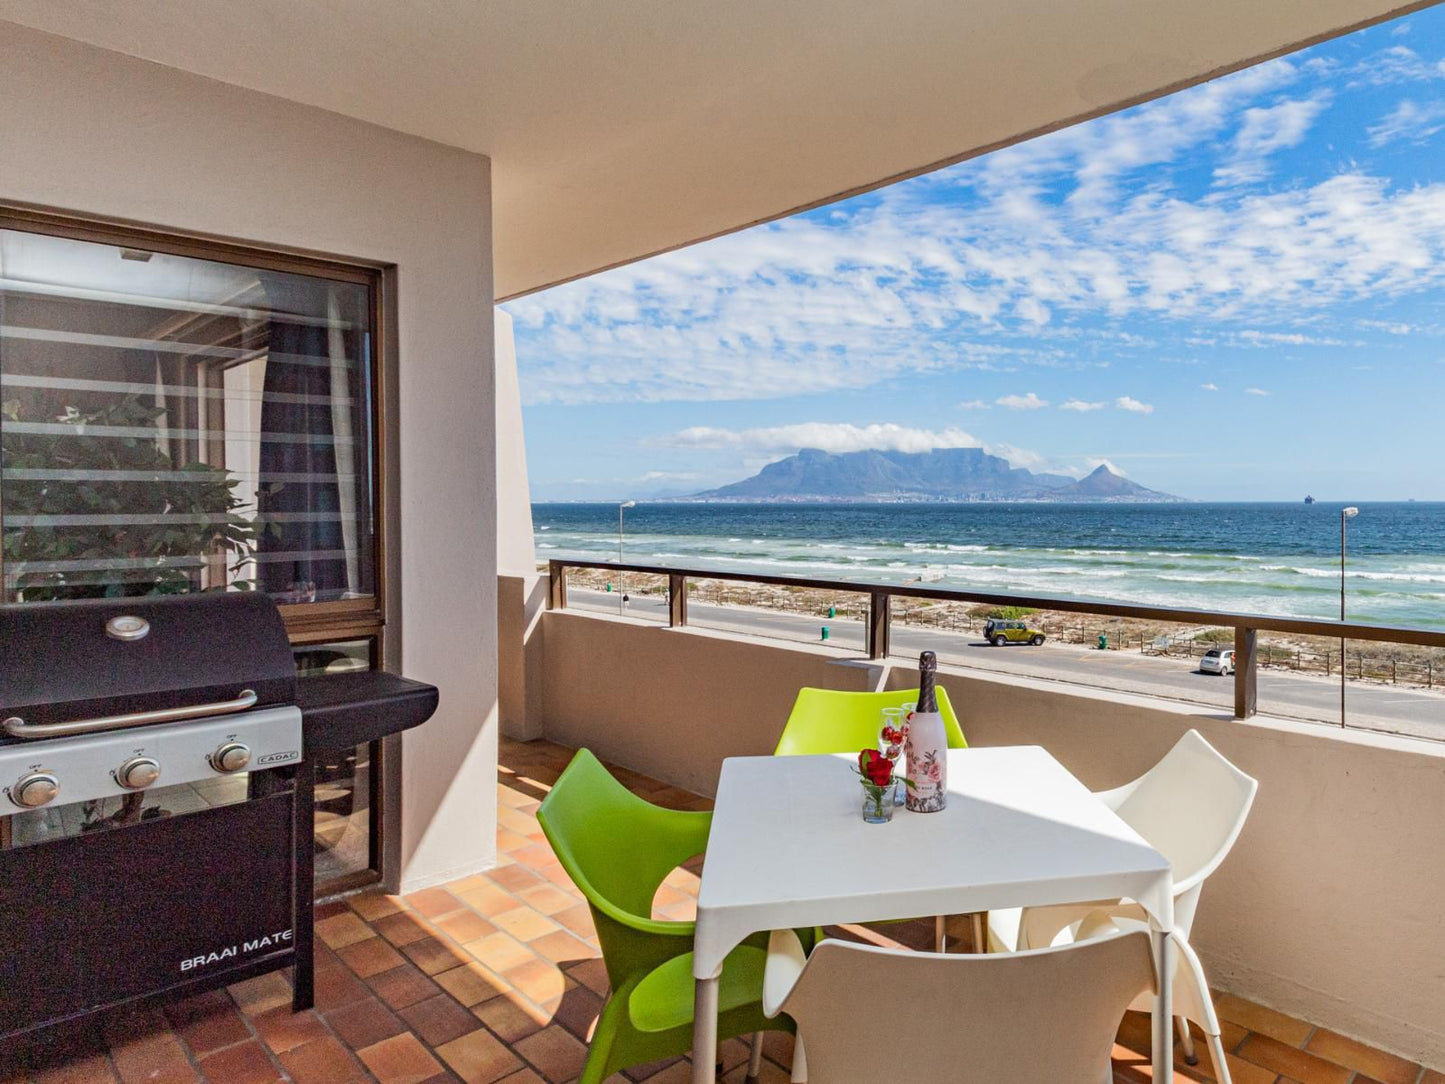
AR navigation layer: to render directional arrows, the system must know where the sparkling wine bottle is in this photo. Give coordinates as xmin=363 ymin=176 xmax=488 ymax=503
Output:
xmin=905 ymin=651 xmax=948 ymax=812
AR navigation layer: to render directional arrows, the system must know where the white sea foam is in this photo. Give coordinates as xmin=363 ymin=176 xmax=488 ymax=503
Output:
xmin=534 ymin=506 xmax=1445 ymax=628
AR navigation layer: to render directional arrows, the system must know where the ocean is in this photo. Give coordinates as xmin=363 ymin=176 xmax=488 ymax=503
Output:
xmin=532 ymin=502 xmax=1445 ymax=629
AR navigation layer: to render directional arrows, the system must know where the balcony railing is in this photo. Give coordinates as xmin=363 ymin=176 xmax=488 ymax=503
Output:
xmin=547 ymin=558 xmax=1445 ymax=723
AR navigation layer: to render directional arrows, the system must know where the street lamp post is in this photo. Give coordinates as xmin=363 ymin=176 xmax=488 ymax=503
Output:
xmin=1340 ymin=506 xmax=1358 ymax=728
xmin=618 ymin=500 xmax=636 ymax=614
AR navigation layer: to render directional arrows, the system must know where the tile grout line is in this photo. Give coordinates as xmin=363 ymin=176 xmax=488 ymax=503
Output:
xmin=1227 ymin=1024 xmax=1249 ymax=1056
xmin=220 ymin=987 xmax=288 ymax=1083
xmin=309 ymin=974 xmax=385 ymax=1084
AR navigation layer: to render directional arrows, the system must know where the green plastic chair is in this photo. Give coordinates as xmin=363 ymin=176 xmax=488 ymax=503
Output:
xmin=537 ymin=748 xmax=793 ymax=1084
xmin=774 ymin=686 xmax=967 ymax=755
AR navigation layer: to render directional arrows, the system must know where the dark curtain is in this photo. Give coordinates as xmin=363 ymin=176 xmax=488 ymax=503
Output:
xmin=256 ymin=277 xmax=359 ymax=599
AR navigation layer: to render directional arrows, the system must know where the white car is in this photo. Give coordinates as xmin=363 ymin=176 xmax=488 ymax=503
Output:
xmin=1198 ymin=647 xmax=1236 ymax=675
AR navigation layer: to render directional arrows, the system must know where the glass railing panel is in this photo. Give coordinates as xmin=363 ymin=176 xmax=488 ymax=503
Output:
xmin=893 ymin=610 xmax=1239 ymax=714
xmin=562 ymin=565 xmax=670 ymax=624
xmin=1275 ymin=637 xmax=1445 ymax=740
xmin=684 ymin=576 xmax=868 ymax=654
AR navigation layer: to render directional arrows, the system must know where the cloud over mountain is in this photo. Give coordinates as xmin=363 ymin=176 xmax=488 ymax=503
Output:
xmin=661 ymin=422 xmax=979 ymax=456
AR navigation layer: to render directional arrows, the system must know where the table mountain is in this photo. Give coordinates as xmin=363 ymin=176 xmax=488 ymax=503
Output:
xmin=687 ymin=448 xmax=1179 ymax=502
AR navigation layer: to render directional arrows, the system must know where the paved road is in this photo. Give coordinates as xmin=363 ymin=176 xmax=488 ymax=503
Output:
xmin=569 ymin=588 xmax=1445 ymax=741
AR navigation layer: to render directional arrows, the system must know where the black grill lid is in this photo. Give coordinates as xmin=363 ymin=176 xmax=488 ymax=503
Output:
xmin=0 ymin=593 xmax=296 ymax=736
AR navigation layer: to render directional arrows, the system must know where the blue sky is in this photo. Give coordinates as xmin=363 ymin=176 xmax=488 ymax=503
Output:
xmin=505 ymin=11 xmax=1445 ymax=502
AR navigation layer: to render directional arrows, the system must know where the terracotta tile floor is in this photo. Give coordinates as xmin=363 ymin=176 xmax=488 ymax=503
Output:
xmin=1 ymin=736 xmax=1436 ymax=1084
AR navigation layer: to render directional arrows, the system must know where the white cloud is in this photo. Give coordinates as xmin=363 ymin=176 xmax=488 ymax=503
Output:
xmin=961 ymin=56 xmax=1301 ymax=212
xmin=1200 ymin=382 xmax=1219 ymax=391
xmin=1351 ymin=45 xmax=1445 ymax=86
xmin=653 ymin=421 xmax=1078 ymax=475
xmin=1357 ymin=318 xmax=1415 ymax=334
xmin=659 ymin=422 xmax=980 ymax=455
xmin=1085 ymin=457 xmax=1128 ymax=477
xmin=983 ymin=442 xmax=1058 ymax=473
xmin=1014 ymin=296 xmax=1052 ymax=326
xmin=1060 ymin=399 xmax=1106 ymax=411
xmin=640 ymin=470 xmax=701 ymax=482
xmin=957 ymin=399 xmax=990 ymax=409
xmin=1236 ymin=330 xmax=1349 ymax=347
xmin=1245 ymin=387 xmax=1271 ymax=396
xmin=1114 ymin=396 xmax=1154 ymax=414
xmin=1368 ymin=98 xmax=1445 ymax=145
xmin=1214 ymin=95 xmax=1329 ymax=186
xmin=996 ymin=392 xmax=1049 ymax=410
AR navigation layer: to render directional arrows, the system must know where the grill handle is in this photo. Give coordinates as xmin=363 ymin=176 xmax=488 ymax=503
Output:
xmin=2 ymin=689 xmax=258 ymax=740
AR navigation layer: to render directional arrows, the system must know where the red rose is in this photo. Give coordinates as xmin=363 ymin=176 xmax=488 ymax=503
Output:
xmin=857 ymin=748 xmax=894 ymax=787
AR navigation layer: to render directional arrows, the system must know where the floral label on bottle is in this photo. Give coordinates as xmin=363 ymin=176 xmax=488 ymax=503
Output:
xmin=905 ymin=712 xmax=948 ymax=812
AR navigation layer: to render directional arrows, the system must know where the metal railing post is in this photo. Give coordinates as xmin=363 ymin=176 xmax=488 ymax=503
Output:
xmin=548 ymin=561 xmax=567 ymax=610
xmin=1234 ymin=626 xmax=1258 ymax=719
xmin=868 ymin=590 xmax=891 ymax=660
xmin=668 ymin=574 xmax=688 ymax=627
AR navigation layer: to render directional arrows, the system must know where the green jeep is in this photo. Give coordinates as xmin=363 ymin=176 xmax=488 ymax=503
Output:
xmin=984 ymin=618 xmax=1046 ymax=646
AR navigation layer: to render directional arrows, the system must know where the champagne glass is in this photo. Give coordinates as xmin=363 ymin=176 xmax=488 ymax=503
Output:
xmin=880 ymin=707 xmax=906 ymax=804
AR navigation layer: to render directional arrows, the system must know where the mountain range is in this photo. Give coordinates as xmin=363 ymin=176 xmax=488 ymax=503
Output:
xmin=685 ymin=447 xmax=1180 ymax=502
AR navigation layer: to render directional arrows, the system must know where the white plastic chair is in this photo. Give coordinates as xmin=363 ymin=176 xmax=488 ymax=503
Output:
xmin=763 ymin=927 xmax=1156 ymax=1083
xmin=1074 ymin=911 xmax=1235 ymax=1084
xmin=988 ymin=728 xmax=1257 ymax=1062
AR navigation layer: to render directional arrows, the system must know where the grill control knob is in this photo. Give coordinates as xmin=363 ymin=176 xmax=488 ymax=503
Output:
xmin=115 ymin=756 xmax=161 ymax=791
xmin=10 ymin=771 xmax=58 ymax=809
xmin=210 ymin=742 xmax=251 ymax=774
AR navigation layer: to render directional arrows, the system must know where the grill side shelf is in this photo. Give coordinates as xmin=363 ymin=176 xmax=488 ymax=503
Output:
xmin=298 ymin=672 xmax=439 ymax=755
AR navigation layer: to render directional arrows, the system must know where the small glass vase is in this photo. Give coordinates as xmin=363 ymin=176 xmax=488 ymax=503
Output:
xmin=861 ymin=782 xmax=895 ymax=824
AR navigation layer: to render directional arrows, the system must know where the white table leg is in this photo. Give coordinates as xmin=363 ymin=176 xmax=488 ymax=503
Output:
xmin=692 ymin=975 xmax=720 ymax=1084
xmin=1151 ymin=925 xmax=1173 ymax=1082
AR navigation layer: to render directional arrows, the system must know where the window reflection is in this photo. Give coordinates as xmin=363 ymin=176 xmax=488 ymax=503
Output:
xmin=0 ymin=229 xmax=375 ymax=604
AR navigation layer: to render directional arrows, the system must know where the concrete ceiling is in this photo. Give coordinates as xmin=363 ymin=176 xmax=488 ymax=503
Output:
xmin=0 ymin=1 xmax=1432 ymax=300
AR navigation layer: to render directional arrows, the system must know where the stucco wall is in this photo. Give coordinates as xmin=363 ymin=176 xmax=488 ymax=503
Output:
xmin=0 ymin=26 xmax=499 ymax=892
xmin=539 ymin=608 xmax=1445 ymax=1067
xmin=498 ymin=573 xmax=548 ymax=741
xmin=495 ymin=310 xmax=537 ymax=578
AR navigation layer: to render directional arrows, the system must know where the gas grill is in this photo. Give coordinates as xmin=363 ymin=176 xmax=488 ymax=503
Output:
xmin=0 ymin=592 xmax=437 ymax=1042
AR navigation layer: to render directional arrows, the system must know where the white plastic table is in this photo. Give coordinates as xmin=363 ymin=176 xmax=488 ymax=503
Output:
xmin=691 ymin=747 xmax=1175 ymax=1082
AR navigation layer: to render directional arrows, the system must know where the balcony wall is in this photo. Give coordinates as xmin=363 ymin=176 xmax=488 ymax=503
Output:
xmin=521 ymin=591 xmax=1445 ymax=1067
